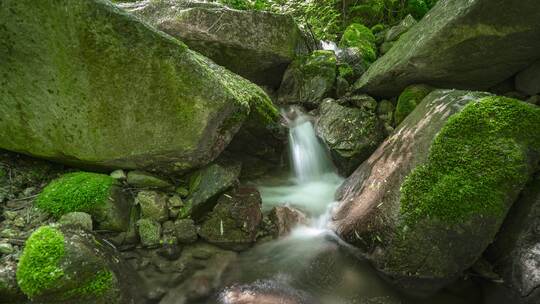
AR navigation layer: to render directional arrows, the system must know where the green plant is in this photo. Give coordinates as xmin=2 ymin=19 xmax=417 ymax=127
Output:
xmin=339 ymin=23 xmax=377 ymax=64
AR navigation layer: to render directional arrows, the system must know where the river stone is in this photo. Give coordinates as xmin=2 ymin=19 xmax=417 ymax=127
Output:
xmin=120 ymin=0 xmax=309 ymax=89
xmin=59 ymin=212 xmax=93 ymax=231
xmin=187 ymin=160 xmax=242 ymax=219
xmin=268 ymin=206 xmax=309 ymax=237
xmin=126 ymin=171 xmax=172 ymax=189
xmin=137 ymin=218 xmax=162 ymax=248
xmin=277 ymin=50 xmax=337 ymax=109
xmin=486 ymin=174 xmax=540 ymax=303
xmin=174 ymin=219 xmax=198 ymax=243
xmin=516 ymin=60 xmax=540 ymax=96
xmin=316 ymin=98 xmax=385 ymax=176
xmin=135 ymin=190 xmax=169 ymax=223
xmin=354 ymin=0 xmax=540 ymax=97
xmin=331 ymin=90 xmax=540 ymax=294
xmin=16 ymin=226 xmax=142 ymax=303
xmin=0 ymin=0 xmax=278 ymax=173
xmin=199 ymin=187 xmax=263 ymax=251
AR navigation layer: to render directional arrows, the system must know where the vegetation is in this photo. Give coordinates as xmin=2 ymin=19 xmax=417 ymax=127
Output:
xmin=16 ymin=226 xmax=65 ymax=298
xmin=400 ymin=97 xmax=540 ymax=227
xmin=35 ymin=172 xmax=114 ymax=217
xmin=394 ymin=84 xmax=432 ymax=125
xmin=62 ymin=270 xmax=114 ymax=299
xmin=339 ymin=23 xmax=377 ymax=64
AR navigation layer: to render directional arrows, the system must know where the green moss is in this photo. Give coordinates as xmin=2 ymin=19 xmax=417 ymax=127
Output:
xmin=62 ymin=270 xmax=114 ymax=299
xmin=400 ymin=96 xmax=540 ymax=227
xmin=371 ymin=23 xmax=386 ymax=33
xmin=16 ymin=226 xmax=65 ymax=298
xmin=394 ymin=84 xmax=432 ymax=125
xmin=35 ymin=172 xmax=114 ymax=217
xmin=406 ymin=0 xmax=429 ymax=20
xmin=338 ymin=63 xmax=355 ymax=81
xmin=339 ymin=23 xmax=377 ymax=64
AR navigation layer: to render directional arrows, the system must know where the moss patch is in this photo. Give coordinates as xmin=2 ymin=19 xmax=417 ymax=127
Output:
xmin=16 ymin=226 xmax=65 ymax=298
xmin=339 ymin=23 xmax=377 ymax=64
xmin=400 ymin=96 xmax=540 ymax=227
xmin=62 ymin=269 xmax=114 ymax=299
xmin=394 ymin=84 xmax=432 ymax=125
xmin=35 ymin=172 xmax=114 ymax=217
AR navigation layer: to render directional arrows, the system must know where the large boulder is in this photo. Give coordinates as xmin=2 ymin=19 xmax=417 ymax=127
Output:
xmin=486 ymin=173 xmax=540 ymax=304
xmin=0 ymin=0 xmax=278 ymax=173
xmin=120 ymin=0 xmax=310 ymax=89
xmin=354 ymin=0 xmax=540 ymax=97
xmin=316 ymin=97 xmax=385 ymax=176
xmin=16 ymin=226 xmax=143 ymax=303
xmin=330 ymin=90 xmax=540 ymax=294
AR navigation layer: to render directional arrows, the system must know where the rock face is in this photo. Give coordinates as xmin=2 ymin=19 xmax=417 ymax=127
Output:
xmin=16 ymin=226 xmax=142 ymax=303
xmin=354 ymin=0 xmax=540 ymax=97
xmin=516 ymin=60 xmax=540 ymax=96
xmin=331 ymin=90 xmax=540 ymax=294
xmin=199 ymin=187 xmax=262 ymax=250
xmin=277 ymin=50 xmax=337 ymax=109
xmin=486 ymin=173 xmax=540 ymax=304
xmin=121 ymin=0 xmax=310 ymax=89
xmin=0 ymin=0 xmax=278 ymax=173
xmin=316 ymin=98 xmax=385 ymax=176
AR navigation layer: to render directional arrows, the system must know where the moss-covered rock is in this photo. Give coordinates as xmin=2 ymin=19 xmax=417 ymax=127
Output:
xmin=121 ymin=0 xmax=310 ymax=89
xmin=277 ymin=50 xmax=337 ymax=109
xmin=332 ymin=90 xmax=540 ymax=295
xmin=316 ymin=98 xmax=385 ymax=176
xmin=136 ymin=218 xmax=162 ymax=248
xmin=36 ymin=172 xmax=131 ymax=232
xmin=354 ymin=0 xmax=540 ymax=97
xmin=16 ymin=226 xmax=140 ymax=303
xmin=0 ymin=0 xmax=277 ymax=173
xmin=384 ymin=14 xmax=417 ymax=42
xmin=339 ymin=23 xmax=377 ymax=65
xmin=394 ymin=84 xmax=433 ymax=125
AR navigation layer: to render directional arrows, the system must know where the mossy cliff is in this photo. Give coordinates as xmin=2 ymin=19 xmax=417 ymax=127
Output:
xmin=0 ymin=0 xmax=278 ymax=173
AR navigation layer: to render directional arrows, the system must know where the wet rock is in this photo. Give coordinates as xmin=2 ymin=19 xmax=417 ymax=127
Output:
xmin=0 ymin=0 xmax=277 ymax=173
xmin=136 ymin=190 xmax=169 ymax=223
xmin=277 ymin=50 xmax=337 ymax=109
xmin=219 ymin=279 xmax=318 ymax=304
xmin=58 ymin=212 xmax=93 ymax=231
xmin=167 ymin=195 xmax=184 ymax=220
xmin=316 ymin=98 xmax=385 ymax=176
xmin=174 ymin=219 xmax=198 ymax=244
xmin=486 ymin=173 xmax=540 ymax=303
xmin=35 ymin=172 xmax=131 ymax=232
xmin=377 ymin=99 xmax=395 ymax=130
xmin=121 ymin=0 xmax=309 ymax=89
xmin=331 ymin=90 xmax=540 ymax=295
xmin=127 ymin=171 xmax=172 ymax=189
xmin=137 ymin=219 xmax=162 ymax=248
xmin=516 ymin=60 xmax=540 ymax=96
xmin=269 ymin=206 xmax=309 ymax=237
xmin=355 ymin=0 xmax=540 ymax=97
xmin=15 ymin=226 xmax=142 ymax=303
xmin=199 ymin=187 xmax=263 ymax=250
xmin=187 ymin=161 xmax=242 ymax=219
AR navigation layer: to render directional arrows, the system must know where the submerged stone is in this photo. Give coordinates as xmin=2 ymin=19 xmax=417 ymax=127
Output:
xmin=331 ymin=90 xmax=540 ymax=294
xmin=0 ymin=0 xmax=277 ymax=173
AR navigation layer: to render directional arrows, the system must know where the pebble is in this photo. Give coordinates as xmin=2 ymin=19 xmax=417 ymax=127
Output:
xmin=0 ymin=243 xmax=14 ymax=255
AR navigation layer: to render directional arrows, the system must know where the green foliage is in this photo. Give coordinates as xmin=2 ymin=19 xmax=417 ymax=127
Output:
xmin=16 ymin=226 xmax=65 ymax=298
xmin=394 ymin=84 xmax=432 ymax=125
xmin=406 ymin=0 xmax=428 ymax=19
xmin=35 ymin=172 xmax=114 ymax=217
xmin=338 ymin=63 xmax=355 ymax=81
xmin=219 ymin=0 xmax=271 ymax=10
xmin=339 ymin=23 xmax=377 ymax=64
xmin=400 ymin=97 xmax=540 ymax=227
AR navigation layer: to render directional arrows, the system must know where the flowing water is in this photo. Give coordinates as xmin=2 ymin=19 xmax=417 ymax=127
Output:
xmin=215 ymin=108 xmax=483 ymax=304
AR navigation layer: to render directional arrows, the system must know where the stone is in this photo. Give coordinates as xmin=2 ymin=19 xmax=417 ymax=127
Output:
xmin=486 ymin=174 xmax=540 ymax=303
xmin=384 ymin=14 xmax=417 ymax=42
xmin=331 ymin=90 xmax=540 ymax=295
xmin=527 ymin=95 xmax=540 ymax=105
xmin=336 ymin=47 xmax=366 ymax=81
xmin=121 ymin=0 xmax=309 ymax=89
xmin=187 ymin=161 xmax=241 ymax=219
xmin=109 ymin=169 xmax=126 ymax=181
xmin=268 ymin=206 xmax=309 ymax=237
xmin=516 ymin=60 xmax=540 ymax=96
xmin=137 ymin=219 xmax=162 ymax=248
xmin=199 ymin=187 xmax=263 ymax=250
xmin=335 ymin=76 xmax=350 ymax=98
xmin=316 ymin=98 xmax=385 ymax=176
xmin=16 ymin=226 xmax=143 ymax=302
xmin=377 ymin=99 xmax=395 ymax=125
xmin=35 ymin=172 xmax=131 ymax=232
xmin=0 ymin=257 xmax=25 ymax=303
xmin=168 ymin=195 xmax=184 ymax=220
xmin=354 ymin=0 xmax=540 ymax=97
xmin=126 ymin=171 xmax=172 ymax=189
xmin=59 ymin=212 xmax=93 ymax=231
xmin=277 ymin=50 xmax=337 ymax=109
xmin=339 ymin=23 xmax=377 ymax=65
xmin=0 ymin=243 xmax=14 ymax=255
xmin=394 ymin=84 xmax=433 ymax=125
xmin=379 ymin=41 xmax=394 ymax=55
xmin=175 ymin=187 xmax=190 ymax=198
xmin=0 ymin=0 xmax=278 ymax=173
xmin=174 ymin=219 xmax=198 ymax=243
xmin=135 ymin=191 xmax=169 ymax=222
